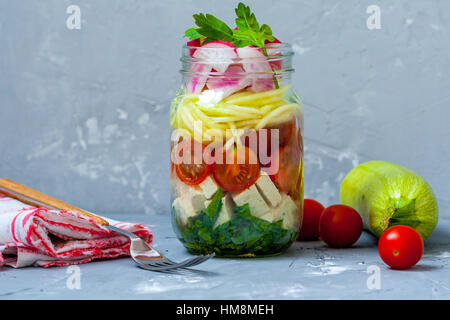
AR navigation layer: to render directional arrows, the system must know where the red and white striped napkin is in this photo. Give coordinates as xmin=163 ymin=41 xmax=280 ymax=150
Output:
xmin=0 ymin=194 xmax=152 ymax=268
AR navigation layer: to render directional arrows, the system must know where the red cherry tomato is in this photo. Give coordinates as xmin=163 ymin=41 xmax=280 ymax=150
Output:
xmin=264 ymin=117 xmax=297 ymax=149
xmin=173 ymin=139 xmax=211 ymax=186
xmin=297 ymin=199 xmax=325 ymax=240
xmin=319 ymin=204 xmax=363 ymax=248
xmin=267 ymin=142 xmax=301 ymax=196
xmin=378 ymin=225 xmax=424 ymax=270
xmin=212 ymin=145 xmax=260 ymax=193
xmin=241 ymin=117 xmax=297 ymax=159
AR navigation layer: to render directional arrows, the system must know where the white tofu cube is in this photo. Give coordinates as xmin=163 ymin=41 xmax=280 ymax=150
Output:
xmin=198 ymin=176 xmax=218 ymax=199
xmin=173 ymin=175 xmax=218 ymax=200
xmin=276 ymin=195 xmax=301 ymax=230
xmin=190 ymin=192 xmax=207 ymax=212
xmin=260 ymin=195 xmax=300 ymax=230
xmin=213 ymin=194 xmax=235 ymax=228
xmin=173 ymin=176 xmax=190 ymax=197
xmin=255 ymin=172 xmax=282 ymax=207
xmin=172 ymin=196 xmax=200 ymax=225
xmin=232 ymin=185 xmax=270 ymax=218
xmin=172 ymin=176 xmax=207 ymax=212
xmin=260 ymin=211 xmax=282 ymax=223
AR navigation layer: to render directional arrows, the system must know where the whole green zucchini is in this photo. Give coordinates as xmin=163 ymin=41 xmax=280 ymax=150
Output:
xmin=340 ymin=160 xmax=438 ymax=240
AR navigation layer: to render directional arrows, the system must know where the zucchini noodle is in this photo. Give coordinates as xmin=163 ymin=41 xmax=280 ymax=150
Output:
xmin=223 ymin=85 xmax=290 ymax=105
xmin=256 ymin=103 xmax=302 ymax=129
xmin=171 ymin=85 xmax=302 ymax=142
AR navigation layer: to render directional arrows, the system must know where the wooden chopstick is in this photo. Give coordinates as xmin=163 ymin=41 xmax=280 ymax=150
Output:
xmin=0 ymin=178 xmax=109 ymax=226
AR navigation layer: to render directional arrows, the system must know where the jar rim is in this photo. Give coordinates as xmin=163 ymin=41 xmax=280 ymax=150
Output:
xmin=180 ymin=42 xmax=294 ymax=75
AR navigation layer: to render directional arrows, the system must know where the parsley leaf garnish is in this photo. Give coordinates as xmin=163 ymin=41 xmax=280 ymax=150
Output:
xmin=191 ymin=13 xmax=235 ymax=43
xmin=184 ymin=2 xmax=275 ymax=51
xmin=184 ymin=27 xmax=203 ymax=40
xmin=183 ymin=2 xmax=280 ymax=88
xmin=233 ymin=2 xmax=275 ymax=50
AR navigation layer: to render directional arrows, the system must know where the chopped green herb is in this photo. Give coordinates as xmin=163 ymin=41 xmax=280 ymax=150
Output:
xmin=176 ymin=188 xmax=298 ymax=256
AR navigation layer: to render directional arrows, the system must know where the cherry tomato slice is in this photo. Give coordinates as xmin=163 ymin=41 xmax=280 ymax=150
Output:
xmin=241 ymin=117 xmax=298 ymax=159
xmin=212 ymin=145 xmax=260 ymax=193
xmin=173 ymin=139 xmax=210 ymax=186
xmin=378 ymin=225 xmax=424 ymax=270
xmin=267 ymin=116 xmax=297 ymax=148
xmin=319 ymin=204 xmax=363 ymax=248
xmin=266 ymin=141 xmax=301 ymax=196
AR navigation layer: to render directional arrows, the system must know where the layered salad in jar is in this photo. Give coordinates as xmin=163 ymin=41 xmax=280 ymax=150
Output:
xmin=170 ymin=3 xmax=303 ymax=256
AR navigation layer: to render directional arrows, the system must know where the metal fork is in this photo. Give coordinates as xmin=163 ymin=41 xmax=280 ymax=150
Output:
xmin=107 ymin=226 xmax=214 ymax=272
xmin=0 ymin=178 xmax=214 ymax=273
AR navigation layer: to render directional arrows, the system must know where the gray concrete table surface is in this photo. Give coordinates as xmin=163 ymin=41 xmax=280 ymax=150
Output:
xmin=1 ymin=214 xmax=449 ymax=300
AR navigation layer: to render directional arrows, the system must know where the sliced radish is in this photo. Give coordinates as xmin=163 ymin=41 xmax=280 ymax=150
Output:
xmin=266 ymin=37 xmax=282 ymax=44
xmin=206 ymin=65 xmax=251 ymax=99
xmin=187 ymin=38 xmax=201 ymax=47
xmin=269 ymin=59 xmax=282 ymax=71
xmin=266 ymin=42 xmax=283 ymax=71
xmin=187 ymin=63 xmax=212 ymax=93
xmin=187 ymin=39 xmax=202 ymax=57
xmin=237 ymin=47 xmax=272 ymax=72
xmin=237 ymin=47 xmax=274 ymax=92
xmin=193 ymin=41 xmax=237 ymax=73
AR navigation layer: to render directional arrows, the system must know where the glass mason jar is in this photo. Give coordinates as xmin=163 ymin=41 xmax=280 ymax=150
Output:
xmin=170 ymin=42 xmax=303 ymax=257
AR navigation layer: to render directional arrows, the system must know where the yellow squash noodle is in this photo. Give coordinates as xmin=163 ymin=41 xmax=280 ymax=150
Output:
xmin=171 ymin=85 xmax=302 ymax=142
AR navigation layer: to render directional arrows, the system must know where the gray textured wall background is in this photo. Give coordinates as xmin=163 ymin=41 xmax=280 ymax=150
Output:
xmin=1 ymin=0 xmax=449 ymax=217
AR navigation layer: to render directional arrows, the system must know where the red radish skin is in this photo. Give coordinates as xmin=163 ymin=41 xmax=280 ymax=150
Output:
xmin=187 ymin=39 xmax=201 ymax=47
xmin=266 ymin=37 xmax=281 ymax=44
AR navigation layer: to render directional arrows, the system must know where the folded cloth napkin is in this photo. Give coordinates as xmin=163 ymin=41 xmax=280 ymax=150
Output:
xmin=0 ymin=194 xmax=152 ymax=268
